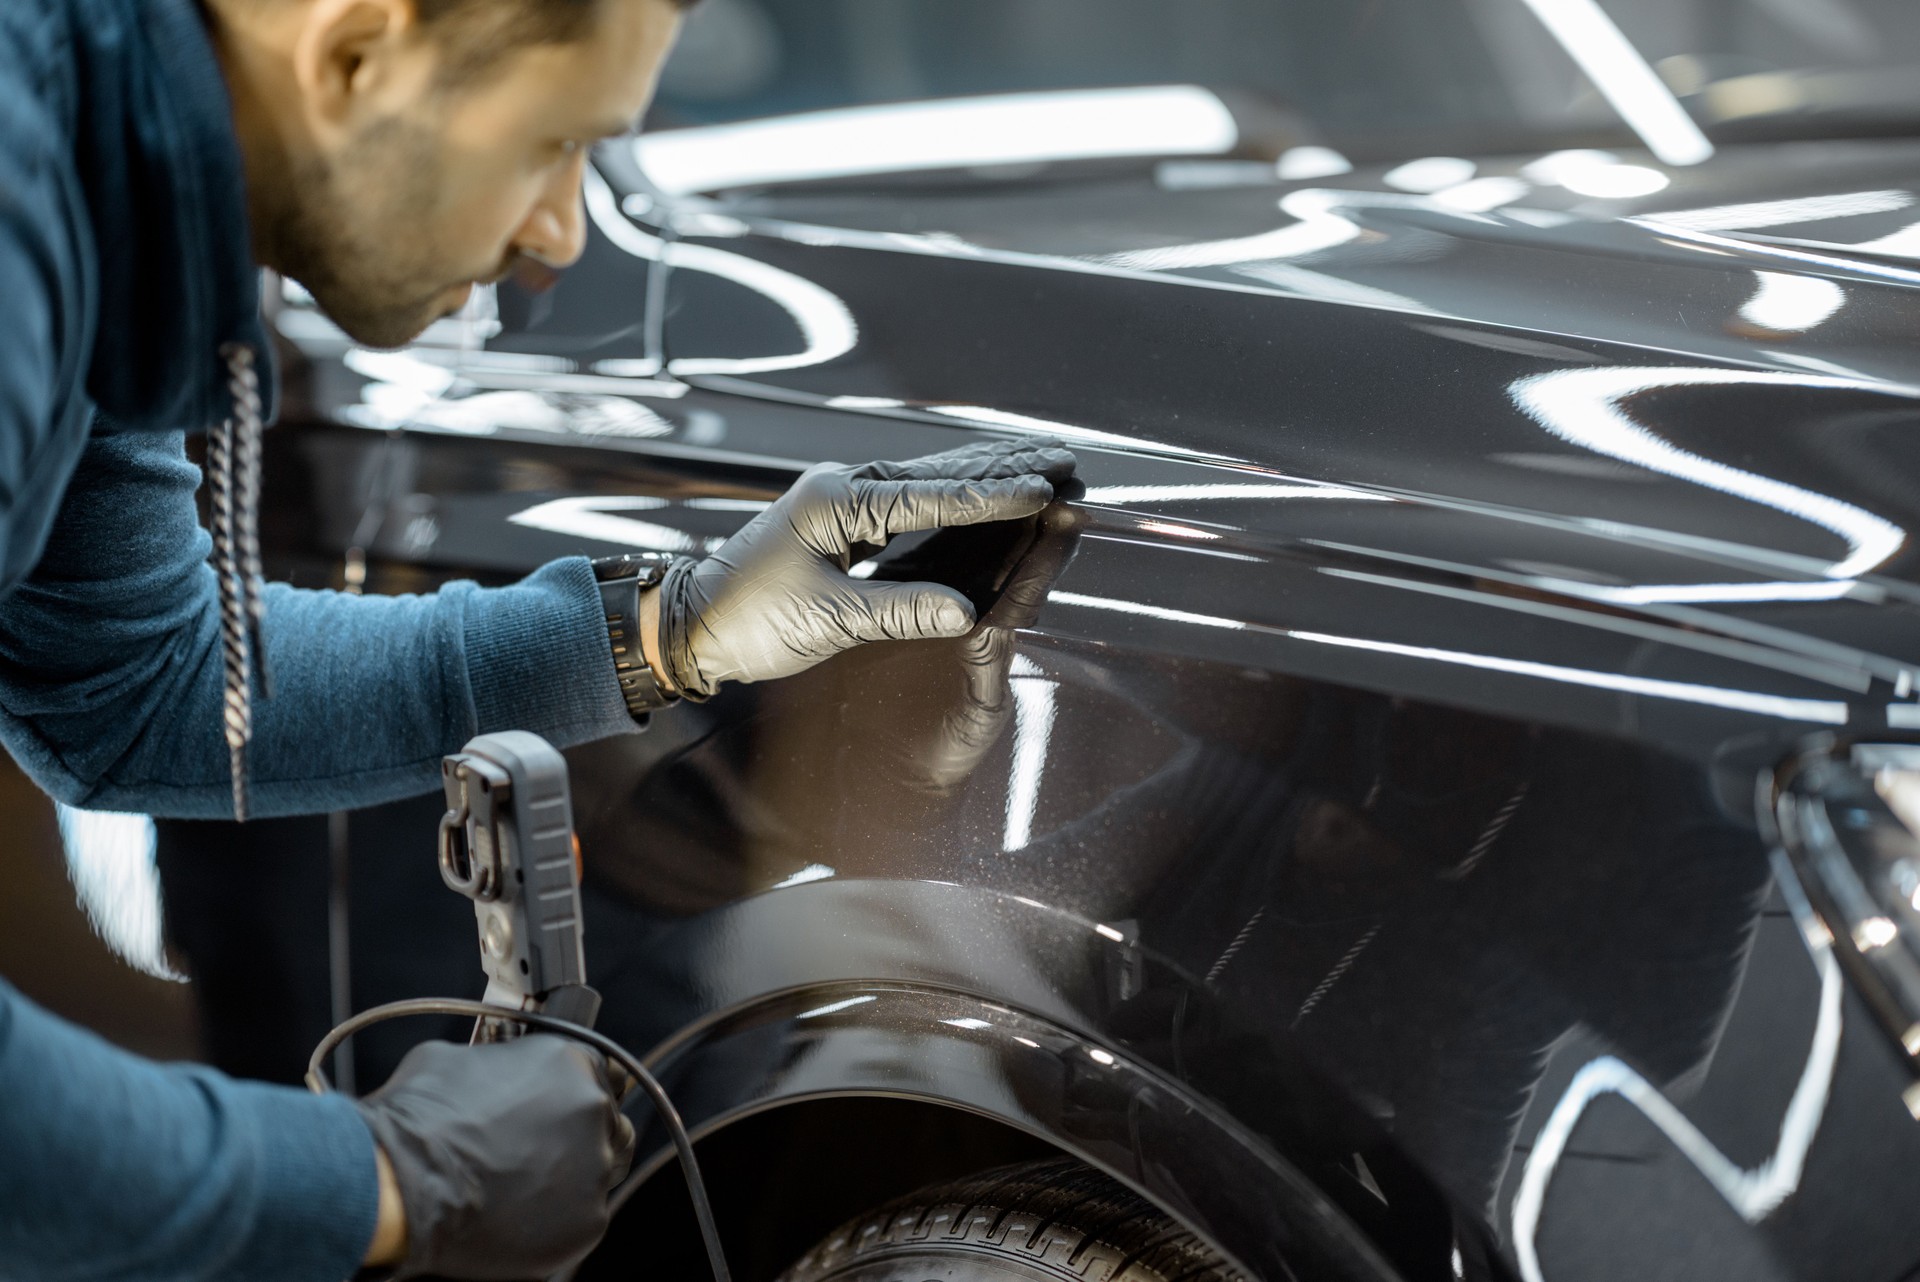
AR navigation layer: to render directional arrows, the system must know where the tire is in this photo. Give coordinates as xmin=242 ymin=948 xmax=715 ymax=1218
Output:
xmin=777 ymin=1156 xmax=1246 ymax=1282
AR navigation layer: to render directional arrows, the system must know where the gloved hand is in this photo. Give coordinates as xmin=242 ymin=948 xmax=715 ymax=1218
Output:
xmin=862 ymin=499 xmax=1086 ymax=796
xmin=353 ymin=1035 xmax=636 ymax=1280
xmin=656 ymin=439 xmax=1077 ymax=697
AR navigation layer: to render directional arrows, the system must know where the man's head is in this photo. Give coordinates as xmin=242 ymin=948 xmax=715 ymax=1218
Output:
xmin=209 ymin=0 xmax=691 ymax=348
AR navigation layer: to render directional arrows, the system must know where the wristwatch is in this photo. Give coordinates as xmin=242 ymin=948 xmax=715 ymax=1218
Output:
xmin=591 ymin=553 xmax=681 ymax=722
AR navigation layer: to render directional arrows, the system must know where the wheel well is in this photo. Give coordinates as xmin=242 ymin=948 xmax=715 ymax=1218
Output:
xmin=581 ymin=1096 xmax=1059 ymax=1281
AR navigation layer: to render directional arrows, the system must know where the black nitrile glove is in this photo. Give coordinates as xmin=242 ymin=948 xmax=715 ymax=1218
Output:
xmin=657 ymin=439 xmax=1077 ymax=698
xmin=353 ymin=1035 xmax=636 ymax=1281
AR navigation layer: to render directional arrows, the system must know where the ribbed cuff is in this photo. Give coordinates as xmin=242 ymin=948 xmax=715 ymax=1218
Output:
xmin=461 ymin=557 xmax=640 ymax=746
xmin=222 ymin=1081 xmax=383 ymax=1281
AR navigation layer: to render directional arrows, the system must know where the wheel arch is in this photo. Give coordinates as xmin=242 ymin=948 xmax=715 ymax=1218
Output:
xmin=596 ymin=982 xmax=1404 ymax=1282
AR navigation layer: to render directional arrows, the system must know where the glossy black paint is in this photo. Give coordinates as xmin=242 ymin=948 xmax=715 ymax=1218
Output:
xmin=186 ymin=130 xmax=1920 ymax=1282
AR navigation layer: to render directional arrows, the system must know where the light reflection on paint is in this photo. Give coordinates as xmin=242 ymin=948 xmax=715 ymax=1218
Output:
xmin=941 ymin=1017 xmax=993 ymax=1031
xmin=925 ymin=405 xmax=1227 ymax=463
xmin=826 ymin=396 xmax=908 ymax=411
xmin=1431 ymin=176 xmax=1532 ymax=212
xmin=633 ymin=86 xmax=1238 ymax=195
xmin=1105 ymin=188 xmax=1368 ymax=272
xmin=1135 ymin=520 xmax=1222 ymax=541
xmin=586 ymin=166 xmax=861 ymax=377
xmin=771 ymin=863 xmax=835 ymax=890
xmin=1510 ymin=367 xmax=1911 ymax=579
xmin=1082 ymin=483 xmax=1390 ymax=505
xmin=1383 ymin=156 xmax=1476 ymax=193
xmin=1648 ymin=190 xmax=1913 ymax=232
xmin=1232 ymin=261 xmax=1437 ymax=316
xmin=1739 ymin=272 xmax=1846 ymax=333
xmin=664 ymin=241 xmax=860 ymax=376
xmin=508 ymin=496 xmax=704 ymax=553
xmin=1049 ymin=592 xmax=1848 ymax=723
xmin=1276 ymin=146 xmax=1352 ymax=180
xmin=56 ymin=805 xmax=183 ymax=983
xmin=1522 ymin=151 xmax=1670 ymax=199
xmin=1511 ymin=948 xmax=1841 ymax=1282
xmin=1287 ymin=629 xmax=1848 ymax=724
xmin=1511 ymin=0 xmax=1713 ymax=165
xmin=1004 ymin=654 xmax=1057 ymax=853
xmin=1106 ymin=184 xmax=1526 ymax=276
xmin=1050 ymin=591 xmax=1247 ymax=631
xmin=794 ymin=995 xmax=878 ymax=1021
xmin=1587 ymin=579 xmax=1861 ymax=605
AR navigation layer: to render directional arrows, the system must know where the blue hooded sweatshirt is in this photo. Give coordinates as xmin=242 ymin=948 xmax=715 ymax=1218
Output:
xmin=0 ymin=0 xmax=641 ymax=1275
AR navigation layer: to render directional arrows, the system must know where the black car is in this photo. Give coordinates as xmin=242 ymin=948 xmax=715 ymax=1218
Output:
xmin=149 ymin=2 xmax=1920 ymax=1278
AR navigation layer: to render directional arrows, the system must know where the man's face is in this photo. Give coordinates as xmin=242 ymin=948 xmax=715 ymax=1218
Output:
xmin=274 ymin=0 xmax=681 ymax=349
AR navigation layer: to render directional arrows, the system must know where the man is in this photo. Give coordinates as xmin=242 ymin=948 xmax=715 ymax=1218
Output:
xmin=0 ymin=0 xmax=1074 ymax=1276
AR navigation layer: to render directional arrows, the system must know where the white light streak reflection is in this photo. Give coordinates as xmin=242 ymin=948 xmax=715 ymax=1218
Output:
xmin=941 ymin=1017 xmax=993 ymax=1031
xmin=1135 ymin=520 xmax=1221 ymax=541
xmin=1047 ymin=594 xmax=1846 ymax=722
xmin=1289 ymin=631 xmax=1846 ymax=723
xmin=664 ymin=242 xmax=860 ymax=376
xmin=1432 ymin=177 xmax=1532 ymax=213
xmin=771 ymin=863 xmax=835 ymax=890
xmin=584 ymin=168 xmax=666 ymax=262
xmin=1512 ymin=950 xmax=1841 ymax=1282
xmin=1004 ymin=655 xmax=1058 ymax=853
xmin=1570 ymin=164 xmax=1670 ymax=199
xmin=795 ymin=995 xmax=876 ymax=1021
xmin=1739 ymin=272 xmax=1846 ymax=333
xmin=1384 ymin=157 xmax=1476 ymax=193
xmin=1587 ymin=579 xmax=1861 ymax=605
xmin=1850 ymin=219 xmax=1920 ymax=263
xmin=925 ymin=405 xmax=1222 ymax=462
xmin=1522 ymin=151 xmax=1671 ymax=199
xmin=1510 ymin=367 xmax=1911 ymax=578
xmin=1277 ymin=146 xmax=1353 ymax=180
xmin=825 ymin=396 xmax=908 ymax=411
xmin=1094 ymin=924 xmax=1126 ymax=942
xmin=1106 ymin=188 xmax=1370 ymax=271
xmin=1648 ymin=190 xmax=1913 ymax=233
xmin=1082 ymin=483 xmax=1389 ymax=505
xmin=1512 ymin=0 xmax=1714 ymax=165
xmin=1049 ymin=591 xmax=1247 ymax=631
xmin=634 ymin=86 xmax=1238 ymax=195
xmin=508 ymin=496 xmax=700 ymax=553
xmin=1013 ymin=1036 xmax=1041 ymax=1049
xmin=587 ymin=167 xmax=860 ymax=377
xmin=57 ymin=806 xmax=182 ymax=982
xmin=1088 ymin=1048 xmax=1117 ymax=1066
xmin=1232 ymin=262 xmax=1436 ymax=315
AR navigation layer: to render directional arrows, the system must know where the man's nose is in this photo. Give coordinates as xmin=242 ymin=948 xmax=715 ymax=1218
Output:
xmin=513 ymin=155 xmax=590 ymax=271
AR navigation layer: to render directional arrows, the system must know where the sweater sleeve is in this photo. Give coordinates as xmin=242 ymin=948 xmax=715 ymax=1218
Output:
xmin=0 ymin=977 xmax=379 ymax=1281
xmin=0 ymin=429 xmax=639 ymax=819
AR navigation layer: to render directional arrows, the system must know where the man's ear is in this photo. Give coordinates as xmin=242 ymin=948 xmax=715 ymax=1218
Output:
xmin=291 ymin=0 xmax=428 ymax=134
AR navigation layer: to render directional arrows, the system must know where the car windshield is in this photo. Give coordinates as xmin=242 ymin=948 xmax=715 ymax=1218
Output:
xmin=645 ymin=0 xmax=1920 ymax=180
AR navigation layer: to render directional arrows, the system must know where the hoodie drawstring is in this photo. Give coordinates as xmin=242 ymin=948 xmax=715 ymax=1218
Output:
xmin=211 ymin=343 xmax=269 ymax=821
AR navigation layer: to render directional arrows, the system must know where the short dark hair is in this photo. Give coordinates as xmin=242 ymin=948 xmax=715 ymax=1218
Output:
xmin=417 ymin=0 xmax=700 ymax=81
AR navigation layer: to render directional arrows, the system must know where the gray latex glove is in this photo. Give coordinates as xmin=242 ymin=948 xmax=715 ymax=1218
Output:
xmin=353 ymin=1035 xmax=636 ymax=1280
xmin=657 ymin=439 xmax=1077 ymax=697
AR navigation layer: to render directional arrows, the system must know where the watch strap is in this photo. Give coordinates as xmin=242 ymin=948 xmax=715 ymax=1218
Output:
xmin=591 ymin=554 xmax=680 ymax=721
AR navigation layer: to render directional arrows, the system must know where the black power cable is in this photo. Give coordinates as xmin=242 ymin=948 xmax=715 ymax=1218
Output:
xmin=307 ymin=998 xmax=733 ymax=1282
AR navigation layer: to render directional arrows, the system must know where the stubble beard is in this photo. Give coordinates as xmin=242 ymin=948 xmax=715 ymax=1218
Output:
xmin=266 ymin=118 xmax=468 ymax=350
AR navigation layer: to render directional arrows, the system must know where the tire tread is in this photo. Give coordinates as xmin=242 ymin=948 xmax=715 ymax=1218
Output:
xmin=779 ymin=1157 xmax=1246 ymax=1282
